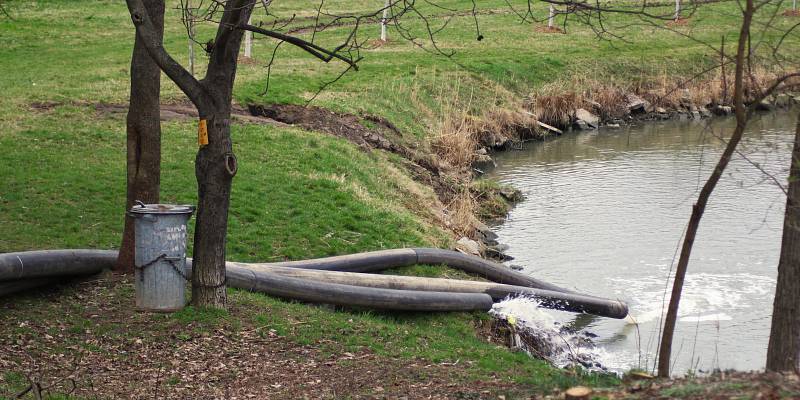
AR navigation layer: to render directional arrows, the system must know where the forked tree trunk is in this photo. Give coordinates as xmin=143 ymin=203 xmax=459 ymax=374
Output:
xmin=117 ymin=0 xmax=164 ymax=273
xmin=766 ymin=114 xmax=800 ymax=372
xmin=125 ymin=0 xmax=254 ymax=308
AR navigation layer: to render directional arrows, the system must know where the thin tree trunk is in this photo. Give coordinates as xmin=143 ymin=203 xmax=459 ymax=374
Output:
xmin=243 ymin=15 xmax=252 ymax=57
xmin=187 ymin=0 xmax=195 ymax=76
xmin=675 ymin=0 xmax=681 ymax=20
xmin=381 ymin=0 xmax=389 ymax=41
xmin=117 ymin=0 xmax=164 ymax=273
xmin=766 ymin=114 xmax=800 ymax=372
xmin=656 ymin=0 xmax=753 ymax=377
xmin=548 ymin=5 xmax=555 ymax=28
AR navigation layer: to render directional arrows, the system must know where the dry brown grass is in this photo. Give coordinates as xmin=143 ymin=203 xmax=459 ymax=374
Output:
xmin=473 ymin=108 xmax=544 ymax=144
xmin=526 ymin=65 xmax=791 ymax=122
xmin=446 ymin=188 xmax=479 ymax=237
xmin=431 ymin=110 xmax=478 ymax=170
xmin=666 ymin=17 xmax=690 ymax=27
xmin=429 ymin=76 xmax=546 ymax=171
xmin=583 ymin=86 xmax=629 ymax=119
xmin=534 ymin=25 xmax=565 ymax=34
xmin=431 ymin=106 xmax=547 ymax=170
xmin=638 ymin=66 xmax=785 ymax=108
xmin=528 ymin=88 xmax=579 ymax=127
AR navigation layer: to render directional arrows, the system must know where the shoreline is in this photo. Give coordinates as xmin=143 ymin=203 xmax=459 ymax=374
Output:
xmin=464 ymin=92 xmax=799 ymax=266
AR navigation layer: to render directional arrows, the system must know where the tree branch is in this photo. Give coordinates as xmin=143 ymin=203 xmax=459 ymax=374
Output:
xmin=125 ymin=0 xmax=213 ymax=116
xmin=239 ymin=23 xmax=362 ymax=69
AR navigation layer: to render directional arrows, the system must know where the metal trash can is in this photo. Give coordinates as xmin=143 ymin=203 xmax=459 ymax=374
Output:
xmin=129 ymin=202 xmax=195 ymax=312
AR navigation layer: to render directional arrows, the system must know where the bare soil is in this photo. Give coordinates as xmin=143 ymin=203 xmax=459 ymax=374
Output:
xmin=576 ymin=371 xmax=800 ymax=399
xmin=0 ymin=274 xmax=526 ymax=399
xmin=534 ymin=26 xmax=564 ymax=34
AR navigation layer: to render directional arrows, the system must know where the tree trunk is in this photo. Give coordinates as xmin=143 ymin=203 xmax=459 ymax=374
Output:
xmin=117 ymin=0 xmax=164 ymax=274
xmin=190 ymin=0 xmax=252 ymax=309
xmin=191 ymin=113 xmax=237 ymax=308
xmin=188 ymin=1 xmax=195 ymax=77
xmin=243 ymin=15 xmax=253 ymax=58
xmin=766 ymin=113 xmax=800 ymax=372
xmin=656 ymin=0 xmax=753 ymax=377
xmin=381 ymin=0 xmax=389 ymax=41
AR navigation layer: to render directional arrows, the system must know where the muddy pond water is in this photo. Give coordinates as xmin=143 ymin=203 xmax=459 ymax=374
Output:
xmin=485 ymin=111 xmax=797 ymax=374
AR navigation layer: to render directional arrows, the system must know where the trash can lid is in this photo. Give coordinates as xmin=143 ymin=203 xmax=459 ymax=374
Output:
xmin=129 ymin=202 xmax=195 ymax=215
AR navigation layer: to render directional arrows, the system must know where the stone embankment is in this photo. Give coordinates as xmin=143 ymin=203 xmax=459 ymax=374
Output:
xmin=573 ymin=92 xmax=799 ymax=130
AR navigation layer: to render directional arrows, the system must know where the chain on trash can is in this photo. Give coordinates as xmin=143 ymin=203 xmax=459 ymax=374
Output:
xmin=128 ymin=201 xmax=195 ymax=312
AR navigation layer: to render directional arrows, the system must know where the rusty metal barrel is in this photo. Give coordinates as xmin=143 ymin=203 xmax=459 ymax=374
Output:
xmin=129 ymin=202 xmax=194 ymax=312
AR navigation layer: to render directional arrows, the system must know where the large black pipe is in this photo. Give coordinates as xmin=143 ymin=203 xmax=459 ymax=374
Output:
xmin=414 ymin=248 xmax=572 ymax=293
xmin=0 ymin=249 xmax=623 ymax=317
xmin=225 ymin=266 xmax=494 ymax=311
xmin=238 ymin=264 xmax=628 ymax=318
xmin=249 ymin=248 xmax=574 ymax=293
xmin=0 ymin=248 xmax=571 ymax=292
xmin=0 ymin=250 xmax=117 ymax=280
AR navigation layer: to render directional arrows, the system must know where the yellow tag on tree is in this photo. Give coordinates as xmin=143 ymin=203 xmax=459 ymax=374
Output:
xmin=198 ymin=119 xmax=209 ymax=147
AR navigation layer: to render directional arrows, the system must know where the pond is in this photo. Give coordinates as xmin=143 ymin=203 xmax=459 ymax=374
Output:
xmin=486 ymin=111 xmax=797 ymax=374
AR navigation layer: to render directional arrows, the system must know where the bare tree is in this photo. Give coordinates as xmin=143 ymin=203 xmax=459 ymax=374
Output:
xmin=767 ymin=113 xmax=800 ymax=372
xmin=117 ymin=0 xmax=164 ymax=273
xmin=653 ymin=1 xmax=800 ymax=376
xmin=655 ymin=0 xmax=757 ymax=377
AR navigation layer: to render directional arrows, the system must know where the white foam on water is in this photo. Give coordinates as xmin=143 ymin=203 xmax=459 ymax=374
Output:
xmin=609 ymin=273 xmax=775 ymax=324
xmin=680 ymin=313 xmax=733 ymax=322
xmin=489 ymin=296 xmax=633 ymax=373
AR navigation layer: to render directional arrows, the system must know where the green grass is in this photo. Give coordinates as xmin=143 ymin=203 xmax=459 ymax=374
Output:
xmin=235 ymin=288 xmax=617 ymax=388
xmin=1 ymin=0 xmax=798 ymax=395
xmin=659 ymin=382 xmax=707 ymax=397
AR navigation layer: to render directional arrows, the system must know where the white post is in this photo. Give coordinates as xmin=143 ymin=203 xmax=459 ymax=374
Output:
xmin=244 ymin=15 xmax=253 ymax=58
xmin=381 ymin=0 xmax=390 ymax=41
xmin=675 ymin=0 xmax=681 ymax=20
xmin=548 ymin=5 xmax=555 ymax=28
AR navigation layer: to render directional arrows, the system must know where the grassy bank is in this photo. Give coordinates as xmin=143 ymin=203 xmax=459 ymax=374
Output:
xmin=1 ymin=0 xmax=798 ymax=397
